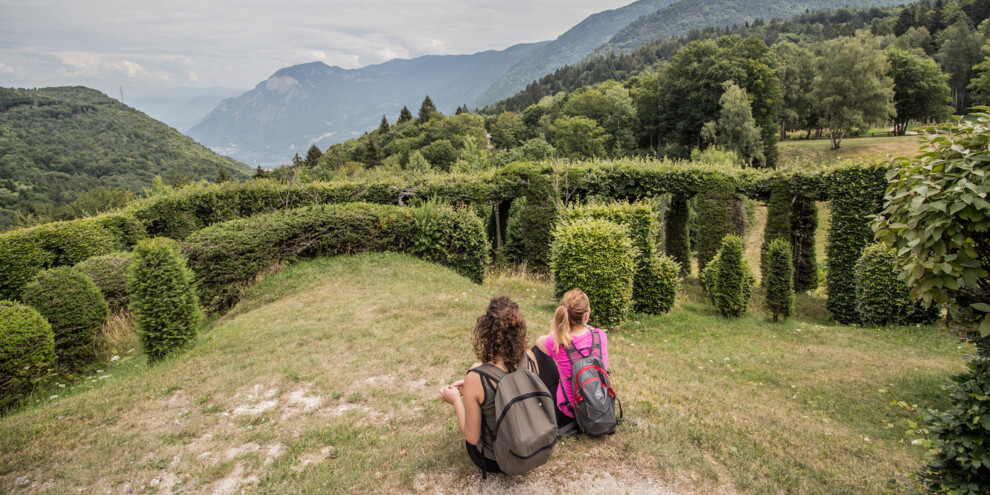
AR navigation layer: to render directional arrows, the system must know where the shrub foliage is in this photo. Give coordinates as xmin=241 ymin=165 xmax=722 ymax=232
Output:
xmin=0 ymin=300 xmax=55 ymax=411
xmin=21 ymin=266 xmax=109 ymax=367
xmin=764 ymin=239 xmax=794 ymax=322
xmin=664 ymin=193 xmax=691 ymax=276
xmin=183 ymin=203 xmax=488 ymax=312
xmin=704 ymin=235 xmax=755 ymax=318
xmin=791 ymin=195 xmax=819 ymax=292
xmin=697 ymin=176 xmax=744 ymax=274
xmin=128 ymin=237 xmax=202 ymax=362
xmin=75 ymin=252 xmax=133 ymax=312
xmin=855 ymin=244 xmax=939 ymax=326
xmin=551 ymin=218 xmax=636 ymax=328
xmin=636 ymin=255 xmax=681 ymax=315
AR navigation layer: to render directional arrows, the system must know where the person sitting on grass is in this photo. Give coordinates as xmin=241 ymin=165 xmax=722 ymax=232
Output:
xmin=438 ymin=296 xmax=540 ymax=475
xmin=532 ymin=288 xmax=608 ymax=428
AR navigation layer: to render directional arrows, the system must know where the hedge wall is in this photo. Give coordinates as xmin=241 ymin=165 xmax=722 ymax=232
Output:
xmin=0 ymin=213 xmax=144 ymax=301
xmin=664 ymin=194 xmax=691 ymax=276
xmin=183 ymin=202 xmax=489 ymax=312
xmin=696 ymin=175 xmax=744 ymax=275
xmin=826 ymin=163 xmax=889 ymax=324
xmin=791 ymin=195 xmax=819 ymax=292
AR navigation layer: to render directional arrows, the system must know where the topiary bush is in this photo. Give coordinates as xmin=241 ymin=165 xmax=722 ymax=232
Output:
xmin=411 ymin=201 xmax=490 ymax=284
xmin=551 ymin=218 xmax=636 ymax=328
xmin=664 ymin=193 xmax=691 ymax=276
xmin=703 ymin=235 xmax=755 ymax=318
xmin=910 ymin=355 xmax=990 ymax=494
xmin=75 ymin=252 xmax=133 ymax=312
xmin=854 ymin=243 xmax=939 ymax=326
xmin=0 ymin=300 xmax=55 ymax=411
xmin=503 ymin=196 xmax=527 ymax=264
xmin=21 ymin=266 xmax=109 ymax=367
xmin=129 ymin=237 xmax=202 ymax=362
xmin=761 ymin=175 xmax=792 ymax=279
xmin=791 ymin=195 xmax=818 ymax=292
xmin=763 ymin=239 xmax=794 ymax=322
xmin=635 ymin=255 xmax=681 ymax=315
xmin=697 ymin=175 xmax=745 ymax=276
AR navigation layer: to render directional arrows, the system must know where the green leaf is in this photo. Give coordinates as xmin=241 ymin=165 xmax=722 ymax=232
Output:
xmin=981 ymin=317 xmax=990 ymax=338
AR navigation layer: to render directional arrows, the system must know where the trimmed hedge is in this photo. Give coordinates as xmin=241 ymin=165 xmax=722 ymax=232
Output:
xmin=551 ymin=218 xmax=636 ymax=328
xmin=636 ymin=255 xmax=681 ymax=315
xmin=0 ymin=300 xmax=55 ymax=411
xmin=697 ymin=176 xmax=744 ymax=276
xmin=0 ymin=213 xmax=144 ymax=301
xmin=854 ymin=243 xmax=939 ymax=326
xmin=761 ymin=175 xmax=792 ymax=278
xmin=503 ymin=196 xmax=527 ymax=264
xmin=21 ymin=266 xmax=109 ymax=367
xmin=703 ymin=235 xmax=755 ymax=318
xmin=764 ymin=239 xmax=794 ymax=322
xmin=791 ymin=195 xmax=818 ymax=292
xmin=826 ymin=164 xmax=889 ymax=324
xmin=183 ymin=202 xmax=489 ymax=312
xmin=664 ymin=193 xmax=691 ymax=276
xmin=129 ymin=238 xmax=202 ymax=362
xmin=75 ymin=252 xmax=132 ymax=312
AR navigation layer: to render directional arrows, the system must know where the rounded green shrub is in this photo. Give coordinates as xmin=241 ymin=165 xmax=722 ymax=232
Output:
xmin=763 ymin=239 xmax=794 ymax=322
xmin=854 ymin=243 xmax=939 ymax=326
xmin=75 ymin=252 xmax=133 ymax=312
xmin=635 ymin=255 xmax=681 ymax=315
xmin=129 ymin=237 xmax=202 ymax=362
xmin=21 ymin=266 xmax=109 ymax=367
xmin=551 ymin=218 xmax=636 ymax=328
xmin=703 ymin=235 xmax=755 ymax=318
xmin=0 ymin=300 xmax=55 ymax=411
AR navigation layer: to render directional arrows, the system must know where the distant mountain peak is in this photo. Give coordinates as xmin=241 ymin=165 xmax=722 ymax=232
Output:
xmin=272 ymin=61 xmax=339 ymax=79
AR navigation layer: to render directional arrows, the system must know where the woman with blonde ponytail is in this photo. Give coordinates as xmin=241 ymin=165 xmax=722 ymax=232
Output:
xmin=532 ymin=288 xmax=610 ymax=427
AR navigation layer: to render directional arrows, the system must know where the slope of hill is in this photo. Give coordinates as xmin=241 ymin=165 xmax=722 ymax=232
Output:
xmin=0 ymin=87 xmax=251 ymax=228
xmin=128 ymin=87 xmax=246 ymax=133
xmin=595 ymin=0 xmax=905 ymax=55
xmin=0 ymin=253 xmax=964 ymax=493
xmin=187 ymin=42 xmax=547 ymax=166
xmin=473 ymin=0 xmax=677 ymax=107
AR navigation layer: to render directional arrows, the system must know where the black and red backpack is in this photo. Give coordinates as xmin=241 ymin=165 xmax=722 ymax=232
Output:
xmin=561 ymin=328 xmax=622 ymax=436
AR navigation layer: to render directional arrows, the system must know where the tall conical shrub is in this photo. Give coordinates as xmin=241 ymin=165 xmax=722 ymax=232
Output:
xmin=764 ymin=239 xmax=794 ymax=322
xmin=128 ymin=237 xmax=201 ymax=362
xmin=703 ymin=235 xmax=754 ymax=318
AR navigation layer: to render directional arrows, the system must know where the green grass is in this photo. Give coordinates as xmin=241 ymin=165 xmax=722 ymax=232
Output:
xmin=0 ymin=253 xmax=971 ymax=494
xmin=779 ymin=135 xmax=921 ymax=165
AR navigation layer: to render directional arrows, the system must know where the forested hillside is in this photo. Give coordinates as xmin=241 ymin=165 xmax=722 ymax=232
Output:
xmin=596 ymin=0 xmax=906 ymax=55
xmin=0 ymin=87 xmax=251 ymax=230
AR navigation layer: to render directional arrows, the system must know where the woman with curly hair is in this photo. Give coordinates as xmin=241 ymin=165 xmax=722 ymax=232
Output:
xmin=438 ymin=296 xmax=538 ymax=474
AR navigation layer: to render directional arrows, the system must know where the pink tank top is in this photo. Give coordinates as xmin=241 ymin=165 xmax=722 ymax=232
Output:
xmin=547 ymin=327 xmax=609 ymax=418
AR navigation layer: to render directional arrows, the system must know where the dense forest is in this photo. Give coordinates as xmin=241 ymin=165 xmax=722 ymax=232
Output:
xmin=0 ymin=87 xmax=251 ymax=230
xmin=285 ymin=0 xmax=986 ymax=177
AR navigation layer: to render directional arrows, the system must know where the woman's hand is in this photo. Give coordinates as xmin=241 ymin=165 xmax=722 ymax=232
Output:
xmin=451 ymin=379 xmax=464 ymax=396
xmin=438 ymin=385 xmax=461 ymax=404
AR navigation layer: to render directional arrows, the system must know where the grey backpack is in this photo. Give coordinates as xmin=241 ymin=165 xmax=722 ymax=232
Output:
xmin=471 ymin=356 xmax=557 ymax=477
xmin=561 ymin=328 xmax=622 ymax=436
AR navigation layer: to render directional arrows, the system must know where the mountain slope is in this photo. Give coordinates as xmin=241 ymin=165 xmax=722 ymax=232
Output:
xmin=0 ymin=87 xmax=251 ymax=228
xmin=474 ymin=0 xmax=677 ymax=107
xmin=596 ymin=0 xmax=905 ymax=55
xmin=187 ymin=42 xmax=547 ymax=166
xmin=129 ymin=87 xmax=246 ymax=133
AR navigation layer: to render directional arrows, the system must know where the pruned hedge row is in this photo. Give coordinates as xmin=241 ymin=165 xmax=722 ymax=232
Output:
xmin=0 ymin=300 xmax=55 ymax=411
xmin=182 ymin=202 xmax=489 ymax=312
xmin=0 ymin=213 xmax=144 ymax=301
xmin=855 ymin=243 xmax=939 ymax=326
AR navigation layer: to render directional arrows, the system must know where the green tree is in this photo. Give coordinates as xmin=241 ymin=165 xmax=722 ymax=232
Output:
xmin=549 ymin=116 xmax=606 ymax=159
xmin=886 ymin=47 xmax=953 ymax=134
xmin=397 ymin=106 xmax=413 ymax=124
xmin=773 ymin=41 xmax=817 ymax=139
xmin=377 ymin=115 xmax=390 ymax=134
xmin=490 ymin=111 xmax=526 ymax=149
xmin=601 ymin=82 xmax=638 ymax=155
xmin=252 ymin=165 xmax=268 ymax=180
xmin=418 ymin=95 xmax=439 ymax=124
xmin=713 ymin=81 xmax=765 ymax=167
xmin=362 ymin=137 xmax=382 ymax=167
xmin=967 ymin=38 xmax=990 ymax=104
xmin=814 ymin=35 xmax=894 ymax=149
xmin=937 ymin=17 xmax=986 ymax=110
xmin=304 ymin=145 xmax=323 ymax=168
xmin=420 ymin=139 xmax=457 ymax=172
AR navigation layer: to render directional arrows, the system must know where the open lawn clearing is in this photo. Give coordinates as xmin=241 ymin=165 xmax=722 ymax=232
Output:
xmin=0 ymin=253 xmax=970 ymax=494
xmin=778 ymin=135 xmax=919 ymax=164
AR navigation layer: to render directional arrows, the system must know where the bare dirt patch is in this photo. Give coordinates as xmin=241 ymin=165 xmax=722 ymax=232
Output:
xmin=414 ymin=466 xmax=681 ymax=494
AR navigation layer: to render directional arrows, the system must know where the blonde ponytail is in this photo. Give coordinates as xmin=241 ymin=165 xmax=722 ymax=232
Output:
xmin=549 ymin=288 xmax=590 ymax=350
xmin=552 ymin=305 xmax=572 ymax=348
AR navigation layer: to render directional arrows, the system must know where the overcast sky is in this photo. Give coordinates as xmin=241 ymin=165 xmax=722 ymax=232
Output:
xmin=0 ymin=0 xmax=633 ymax=97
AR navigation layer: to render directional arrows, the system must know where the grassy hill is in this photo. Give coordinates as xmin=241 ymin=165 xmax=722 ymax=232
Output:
xmin=0 ymin=87 xmax=251 ymax=229
xmin=0 ymin=253 xmax=968 ymax=493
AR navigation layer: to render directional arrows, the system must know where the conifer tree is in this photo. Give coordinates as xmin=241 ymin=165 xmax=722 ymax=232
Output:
xmin=377 ymin=115 xmax=390 ymax=134
xmin=398 ymin=106 xmax=413 ymax=123
xmin=216 ymin=164 xmax=233 ymax=183
xmin=304 ymin=145 xmax=322 ymax=167
xmin=252 ymin=165 xmax=268 ymax=180
xmin=764 ymin=239 xmax=794 ymax=322
xmin=418 ymin=95 xmax=439 ymax=123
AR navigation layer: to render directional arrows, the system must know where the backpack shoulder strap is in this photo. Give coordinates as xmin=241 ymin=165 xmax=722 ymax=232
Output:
xmin=590 ymin=328 xmax=603 ymax=360
xmin=470 ymin=364 xmax=505 ymax=390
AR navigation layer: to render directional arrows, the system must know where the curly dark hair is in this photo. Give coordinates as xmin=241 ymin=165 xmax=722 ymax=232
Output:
xmin=472 ymin=296 xmax=528 ymax=368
